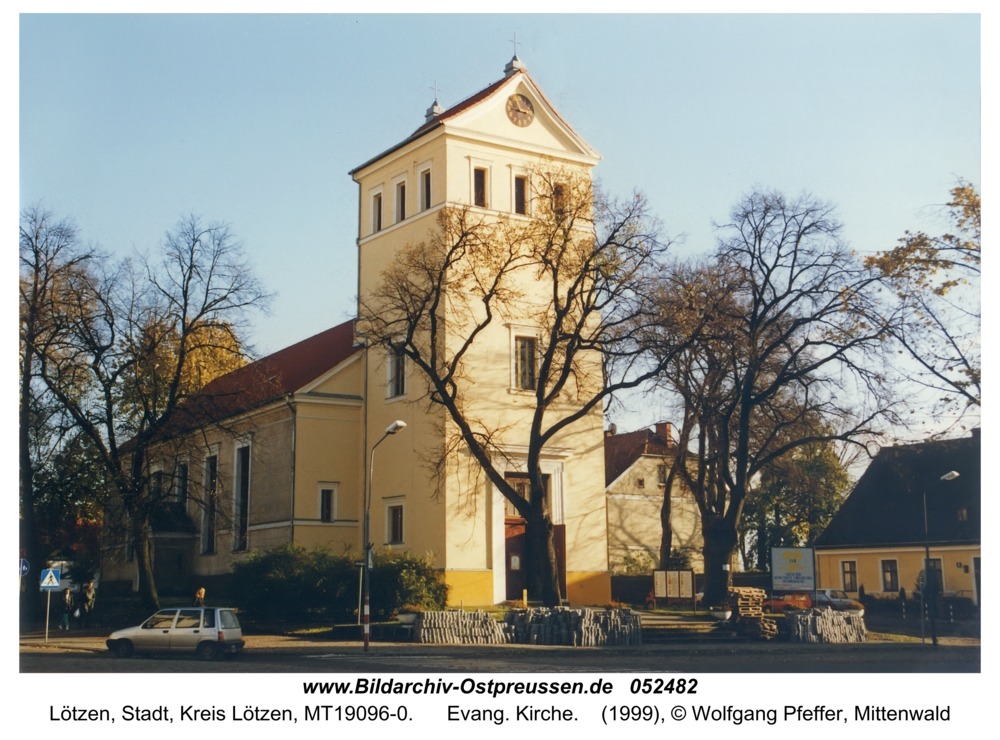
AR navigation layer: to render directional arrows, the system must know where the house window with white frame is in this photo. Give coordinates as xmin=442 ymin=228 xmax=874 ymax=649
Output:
xmin=841 ymin=560 xmax=857 ymax=592
xmin=387 ymin=342 xmax=406 ymax=398
xmin=514 ymin=335 xmax=537 ymax=391
xmin=881 ymin=559 xmax=898 ymax=592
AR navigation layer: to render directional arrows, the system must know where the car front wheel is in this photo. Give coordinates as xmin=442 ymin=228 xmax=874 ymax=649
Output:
xmin=112 ymin=640 xmax=134 ymax=658
xmin=196 ymin=642 xmax=218 ymax=661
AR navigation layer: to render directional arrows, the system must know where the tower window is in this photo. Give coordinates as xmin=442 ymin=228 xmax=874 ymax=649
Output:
xmin=372 ymin=193 xmax=383 ymax=232
xmin=388 ymin=343 xmax=406 ymax=398
xmin=514 ymin=336 xmax=536 ymax=390
xmin=474 ymin=168 xmax=488 ymax=208
xmin=421 ymin=170 xmax=431 ymax=211
xmin=552 ymin=183 xmax=567 ymax=218
xmin=514 ymin=175 xmax=527 ymax=215
xmin=396 ymin=181 xmax=406 ymax=223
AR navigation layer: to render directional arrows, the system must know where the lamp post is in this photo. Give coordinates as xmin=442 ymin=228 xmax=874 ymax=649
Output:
xmin=363 ymin=420 xmax=407 ymax=653
xmin=922 ymin=470 xmax=960 ymax=647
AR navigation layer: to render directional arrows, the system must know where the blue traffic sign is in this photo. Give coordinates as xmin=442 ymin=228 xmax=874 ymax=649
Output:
xmin=19 ymin=559 xmax=29 ymax=577
xmin=40 ymin=568 xmax=61 ymax=590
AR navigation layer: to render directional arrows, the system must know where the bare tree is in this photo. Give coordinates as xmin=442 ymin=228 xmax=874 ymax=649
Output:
xmin=31 ymin=215 xmax=271 ymax=609
xmin=656 ymin=190 xmax=902 ymax=607
xmin=20 ymin=206 xmax=99 ymax=620
xmin=865 ymin=181 xmax=980 ymax=425
xmin=359 ymin=171 xmax=700 ymax=606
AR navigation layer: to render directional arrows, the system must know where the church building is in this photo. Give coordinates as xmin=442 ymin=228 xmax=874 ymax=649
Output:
xmin=103 ymin=55 xmax=613 ymax=607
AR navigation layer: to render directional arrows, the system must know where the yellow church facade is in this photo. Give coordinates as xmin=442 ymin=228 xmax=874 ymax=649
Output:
xmin=350 ymin=57 xmax=610 ymax=606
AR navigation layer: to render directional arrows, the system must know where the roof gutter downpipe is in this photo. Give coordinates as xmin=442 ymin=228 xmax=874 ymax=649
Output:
xmin=285 ymin=393 xmax=296 ymax=545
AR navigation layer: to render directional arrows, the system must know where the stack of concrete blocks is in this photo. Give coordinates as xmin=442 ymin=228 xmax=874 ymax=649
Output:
xmin=412 ymin=610 xmax=508 ymax=644
xmin=787 ymin=607 xmax=868 ymax=643
xmin=504 ymin=607 xmax=642 ymax=646
xmin=411 ymin=608 xmax=643 ymax=646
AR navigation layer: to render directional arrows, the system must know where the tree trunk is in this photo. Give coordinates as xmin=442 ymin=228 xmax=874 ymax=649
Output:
xmin=19 ymin=346 xmax=45 ymax=623
xmin=132 ymin=518 xmax=160 ymax=611
xmin=658 ymin=503 xmax=673 ymax=572
xmin=524 ymin=512 xmax=562 ymax=607
xmin=701 ymin=518 xmax=737 ymax=607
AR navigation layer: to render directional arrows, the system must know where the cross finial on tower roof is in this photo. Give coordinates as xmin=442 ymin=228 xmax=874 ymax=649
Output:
xmin=510 ymin=32 xmax=522 ymax=58
xmin=504 ymin=35 xmax=527 ymax=78
xmin=425 ymin=79 xmax=445 ymax=123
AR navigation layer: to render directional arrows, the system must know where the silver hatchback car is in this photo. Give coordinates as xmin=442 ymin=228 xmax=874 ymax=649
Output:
xmin=106 ymin=607 xmax=244 ymax=660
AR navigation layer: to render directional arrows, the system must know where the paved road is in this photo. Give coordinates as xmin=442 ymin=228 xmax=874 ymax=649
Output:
xmin=19 ymin=634 xmax=980 ymax=673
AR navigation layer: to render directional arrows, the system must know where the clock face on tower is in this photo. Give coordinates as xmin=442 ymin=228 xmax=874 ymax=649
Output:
xmin=505 ymin=94 xmax=535 ymax=127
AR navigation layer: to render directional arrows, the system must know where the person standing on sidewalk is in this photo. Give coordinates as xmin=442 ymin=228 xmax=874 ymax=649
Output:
xmin=78 ymin=581 xmax=96 ymax=628
xmin=59 ymin=588 xmax=74 ymax=630
xmin=193 ymin=588 xmax=205 ymax=607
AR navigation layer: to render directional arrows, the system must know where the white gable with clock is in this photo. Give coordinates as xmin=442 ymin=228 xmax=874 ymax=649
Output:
xmin=347 ymin=56 xmax=612 ymax=607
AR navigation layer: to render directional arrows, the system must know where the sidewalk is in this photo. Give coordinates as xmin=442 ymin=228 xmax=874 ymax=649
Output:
xmin=19 ymin=626 xmax=980 ymax=655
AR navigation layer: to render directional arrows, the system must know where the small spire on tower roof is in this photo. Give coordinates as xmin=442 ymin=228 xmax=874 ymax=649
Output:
xmin=425 ymin=79 xmax=445 ymax=123
xmin=504 ymin=32 xmax=526 ymax=77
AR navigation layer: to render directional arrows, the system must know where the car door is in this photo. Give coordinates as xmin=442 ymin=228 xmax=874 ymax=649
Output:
xmin=169 ymin=609 xmax=205 ymax=653
xmin=134 ymin=609 xmax=177 ymax=651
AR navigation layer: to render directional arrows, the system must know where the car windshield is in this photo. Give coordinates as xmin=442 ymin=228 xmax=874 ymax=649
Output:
xmin=142 ymin=610 xmax=177 ymax=629
xmin=220 ymin=610 xmax=240 ymax=629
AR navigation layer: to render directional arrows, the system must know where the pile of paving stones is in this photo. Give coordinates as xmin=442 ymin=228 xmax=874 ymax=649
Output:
xmin=412 ymin=610 xmax=508 ymax=644
xmin=503 ymin=607 xmax=643 ymax=646
xmin=411 ymin=607 xmax=642 ymax=646
xmin=786 ymin=607 xmax=868 ymax=643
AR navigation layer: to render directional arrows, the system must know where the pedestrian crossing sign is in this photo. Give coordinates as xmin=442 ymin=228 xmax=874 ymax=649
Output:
xmin=40 ymin=569 xmax=61 ymax=590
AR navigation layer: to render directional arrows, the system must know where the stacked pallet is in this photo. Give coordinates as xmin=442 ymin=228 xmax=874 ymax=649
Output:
xmin=728 ymin=587 xmax=778 ymax=641
xmin=730 ymin=586 xmax=766 ymax=617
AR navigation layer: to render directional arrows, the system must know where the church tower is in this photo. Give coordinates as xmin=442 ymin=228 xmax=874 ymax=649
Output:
xmin=349 ymin=56 xmax=610 ymax=606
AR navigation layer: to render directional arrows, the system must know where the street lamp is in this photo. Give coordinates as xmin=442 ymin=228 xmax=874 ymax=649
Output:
xmin=363 ymin=420 xmax=407 ymax=653
xmin=921 ymin=470 xmax=960 ymax=647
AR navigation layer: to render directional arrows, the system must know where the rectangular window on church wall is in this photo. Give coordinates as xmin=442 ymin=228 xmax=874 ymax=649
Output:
xmin=474 ymin=168 xmax=487 ymax=208
xmin=201 ymin=454 xmax=218 ymax=555
xmin=514 ymin=176 xmax=527 ymax=215
xmin=396 ymin=182 xmax=406 ymax=222
xmin=388 ymin=505 xmax=404 ymax=544
xmin=233 ymin=444 xmax=250 ymax=552
xmin=514 ymin=336 xmax=537 ymax=390
xmin=320 ymin=488 xmax=335 ymax=522
xmin=388 ymin=344 xmax=406 ymax=398
xmin=373 ymin=193 xmax=383 ymax=232
xmin=421 ymin=170 xmax=431 ymax=211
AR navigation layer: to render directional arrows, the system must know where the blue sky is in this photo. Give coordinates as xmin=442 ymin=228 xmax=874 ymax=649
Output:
xmin=19 ymin=13 xmax=981 ymax=432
